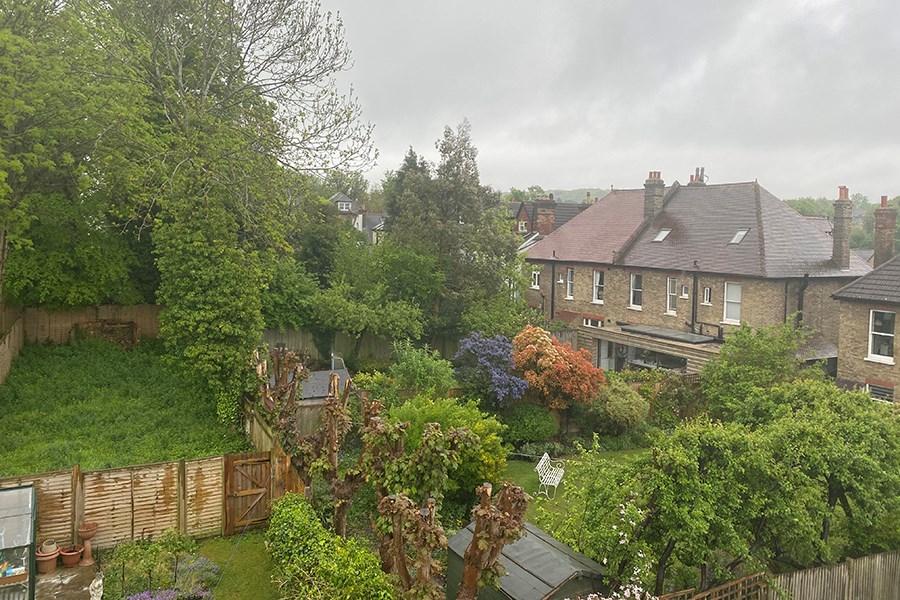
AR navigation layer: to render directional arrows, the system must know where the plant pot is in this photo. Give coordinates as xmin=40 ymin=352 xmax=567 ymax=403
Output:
xmin=77 ymin=522 xmax=98 ymax=540
xmin=40 ymin=540 xmax=58 ymax=554
xmin=59 ymin=545 xmax=83 ymax=568
xmin=35 ymin=549 xmax=59 ymax=574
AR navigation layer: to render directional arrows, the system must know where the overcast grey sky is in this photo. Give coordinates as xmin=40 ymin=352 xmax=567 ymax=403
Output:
xmin=320 ymin=0 xmax=900 ymax=201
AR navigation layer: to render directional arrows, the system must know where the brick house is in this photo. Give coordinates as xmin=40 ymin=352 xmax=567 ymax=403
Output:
xmin=525 ymin=170 xmax=870 ymax=374
xmin=833 ymin=197 xmax=898 ymax=401
xmin=511 ymin=195 xmax=590 ymax=235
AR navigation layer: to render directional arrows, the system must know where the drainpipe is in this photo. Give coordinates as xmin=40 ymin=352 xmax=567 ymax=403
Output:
xmin=690 ymin=261 xmax=699 ymax=333
xmin=783 ymin=281 xmax=789 ymax=323
xmin=795 ymin=273 xmax=810 ymax=327
xmin=550 ymin=261 xmax=556 ymax=321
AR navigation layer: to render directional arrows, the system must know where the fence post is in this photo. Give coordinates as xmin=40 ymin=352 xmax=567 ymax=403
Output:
xmin=177 ymin=460 xmax=187 ymax=534
xmin=72 ymin=463 xmax=84 ymax=544
xmin=845 ymin=557 xmax=853 ymax=600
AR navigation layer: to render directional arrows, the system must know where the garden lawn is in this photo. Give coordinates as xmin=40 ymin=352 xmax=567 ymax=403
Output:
xmin=199 ymin=531 xmax=279 ymax=600
xmin=503 ymin=450 xmax=647 ymax=521
xmin=0 ymin=339 xmax=250 ymax=477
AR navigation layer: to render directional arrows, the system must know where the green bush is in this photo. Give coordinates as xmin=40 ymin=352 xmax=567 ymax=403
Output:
xmin=579 ymin=378 xmax=649 ymax=435
xmin=501 ymin=403 xmax=558 ymax=448
xmin=518 ymin=440 xmax=573 ymax=458
xmin=102 ymin=530 xmax=209 ymax=599
xmin=267 ymin=494 xmax=395 ymax=600
xmin=388 ymin=340 xmax=456 ymax=400
xmin=389 ymin=395 xmax=506 ymax=516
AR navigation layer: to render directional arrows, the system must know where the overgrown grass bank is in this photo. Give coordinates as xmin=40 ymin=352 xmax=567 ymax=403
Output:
xmin=0 ymin=339 xmax=250 ymax=477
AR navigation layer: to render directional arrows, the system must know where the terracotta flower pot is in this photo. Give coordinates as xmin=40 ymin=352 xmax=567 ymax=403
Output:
xmin=77 ymin=522 xmax=98 ymax=540
xmin=59 ymin=545 xmax=83 ymax=568
xmin=40 ymin=540 xmax=57 ymax=554
xmin=35 ymin=549 xmax=59 ymax=574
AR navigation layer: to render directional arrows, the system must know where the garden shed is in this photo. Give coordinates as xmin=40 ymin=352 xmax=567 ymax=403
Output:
xmin=446 ymin=522 xmax=608 ymax=600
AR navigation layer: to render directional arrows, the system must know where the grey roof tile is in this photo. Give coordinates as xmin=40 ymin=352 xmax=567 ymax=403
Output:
xmin=620 ymin=182 xmax=870 ymax=278
xmin=833 ymin=253 xmax=900 ymax=304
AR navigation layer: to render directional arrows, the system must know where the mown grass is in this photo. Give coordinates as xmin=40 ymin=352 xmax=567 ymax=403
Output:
xmin=199 ymin=531 xmax=279 ymax=600
xmin=503 ymin=449 xmax=647 ymax=521
xmin=0 ymin=339 xmax=250 ymax=477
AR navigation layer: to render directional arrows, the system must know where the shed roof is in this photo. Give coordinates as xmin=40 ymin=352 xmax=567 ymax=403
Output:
xmin=300 ymin=369 xmax=350 ymax=400
xmin=448 ymin=522 xmax=606 ymax=600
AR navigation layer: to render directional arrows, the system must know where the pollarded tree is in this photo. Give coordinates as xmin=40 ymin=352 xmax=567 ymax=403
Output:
xmin=512 ymin=325 xmax=605 ymax=410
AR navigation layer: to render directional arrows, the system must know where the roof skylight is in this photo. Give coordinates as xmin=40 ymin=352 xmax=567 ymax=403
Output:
xmin=652 ymin=229 xmax=672 ymax=243
xmin=729 ymin=229 xmax=750 ymax=244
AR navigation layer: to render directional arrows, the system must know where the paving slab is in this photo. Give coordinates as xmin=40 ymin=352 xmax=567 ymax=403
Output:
xmin=36 ymin=566 xmax=100 ymax=600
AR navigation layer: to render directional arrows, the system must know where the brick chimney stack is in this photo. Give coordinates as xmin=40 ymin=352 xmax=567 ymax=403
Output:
xmin=874 ymin=194 xmax=897 ymax=267
xmin=535 ymin=198 xmax=556 ymax=235
xmin=644 ymin=171 xmax=664 ymax=219
xmin=832 ymin=185 xmax=852 ymax=270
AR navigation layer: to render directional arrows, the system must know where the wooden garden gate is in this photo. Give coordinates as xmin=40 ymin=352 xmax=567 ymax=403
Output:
xmin=224 ymin=452 xmax=272 ymax=535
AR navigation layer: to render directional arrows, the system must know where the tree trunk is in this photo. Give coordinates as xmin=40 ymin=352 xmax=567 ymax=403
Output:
xmin=654 ymin=538 xmax=676 ymax=596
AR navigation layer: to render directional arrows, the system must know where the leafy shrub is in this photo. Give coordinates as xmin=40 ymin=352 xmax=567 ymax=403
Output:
xmin=501 ymin=403 xmax=558 ymax=448
xmin=267 ymin=493 xmax=395 ymax=600
xmin=388 ymin=340 xmax=456 ymax=400
xmin=518 ymin=440 xmax=573 ymax=458
xmin=512 ymin=325 xmax=605 ymax=409
xmin=454 ymin=333 xmax=528 ymax=409
xmin=389 ymin=395 xmax=507 ymax=514
xmin=353 ymin=370 xmax=400 ymax=407
xmin=580 ymin=377 xmax=649 ymax=435
xmin=103 ymin=531 xmax=211 ymax=600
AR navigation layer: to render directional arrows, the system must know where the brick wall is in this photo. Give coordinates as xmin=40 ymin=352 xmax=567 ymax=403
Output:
xmin=836 ymin=300 xmax=899 ymax=391
xmin=527 ymin=262 xmax=850 ymax=346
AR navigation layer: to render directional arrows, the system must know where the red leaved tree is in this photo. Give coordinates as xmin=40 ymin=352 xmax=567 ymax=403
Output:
xmin=512 ymin=324 xmax=605 ymax=410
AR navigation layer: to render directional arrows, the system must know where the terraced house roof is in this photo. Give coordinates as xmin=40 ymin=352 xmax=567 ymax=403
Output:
xmin=833 ymin=253 xmax=900 ymax=304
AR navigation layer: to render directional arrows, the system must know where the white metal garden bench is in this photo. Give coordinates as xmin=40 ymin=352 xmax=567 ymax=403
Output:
xmin=534 ymin=452 xmax=564 ymax=499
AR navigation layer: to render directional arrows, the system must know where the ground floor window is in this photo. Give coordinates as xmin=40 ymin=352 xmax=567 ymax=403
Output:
xmin=596 ymin=340 xmax=687 ymax=373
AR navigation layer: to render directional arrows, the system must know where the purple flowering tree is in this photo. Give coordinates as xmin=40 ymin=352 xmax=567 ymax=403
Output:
xmin=454 ymin=333 xmax=528 ymax=410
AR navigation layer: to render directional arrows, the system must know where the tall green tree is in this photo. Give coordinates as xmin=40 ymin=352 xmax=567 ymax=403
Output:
xmin=383 ymin=121 xmax=522 ymax=340
xmin=0 ymin=0 xmax=152 ymax=306
xmin=77 ymin=0 xmax=374 ymax=421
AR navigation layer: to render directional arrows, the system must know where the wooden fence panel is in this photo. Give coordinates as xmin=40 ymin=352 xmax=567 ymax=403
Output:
xmin=185 ymin=457 xmax=224 ymax=538
xmin=848 ymin=551 xmax=900 ymax=600
xmin=130 ymin=463 xmax=179 ymax=541
xmin=0 ymin=469 xmax=72 ymax=545
xmin=82 ymin=468 xmax=134 ymax=548
xmin=0 ymin=315 xmax=23 ymax=385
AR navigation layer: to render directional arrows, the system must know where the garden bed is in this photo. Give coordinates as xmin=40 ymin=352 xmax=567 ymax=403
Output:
xmin=0 ymin=339 xmax=249 ymax=477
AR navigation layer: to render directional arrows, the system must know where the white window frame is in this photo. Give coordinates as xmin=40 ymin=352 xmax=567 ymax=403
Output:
xmin=518 ymin=220 xmax=528 ymax=232
xmin=531 ymin=270 xmax=541 ymax=290
xmin=629 ymin=274 xmax=643 ymax=310
xmin=702 ymin=287 xmax=712 ymax=305
xmin=565 ymin=268 xmax=575 ymax=300
xmin=592 ymin=270 xmax=604 ymax=304
xmin=338 ymin=201 xmax=352 ymax=212
xmin=680 ymin=285 xmax=689 ymax=298
xmin=666 ymin=277 xmax=678 ymax=315
xmin=652 ymin=229 xmax=672 ymax=242
xmin=723 ymin=282 xmax=742 ymax=324
xmin=867 ymin=310 xmax=895 ymax=365
xmin=583 ymin=317 xmax=603 ymax=328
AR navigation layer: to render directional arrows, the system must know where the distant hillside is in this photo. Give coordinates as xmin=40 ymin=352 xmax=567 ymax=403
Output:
xmin=546 ymin=188 xmax=611 ymax=203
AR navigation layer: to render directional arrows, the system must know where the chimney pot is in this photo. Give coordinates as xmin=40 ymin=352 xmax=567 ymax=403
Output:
xmin=838 ymin=185 xmax=849 ymax=201
xmin=882 ymin=195 xmax=889 ymax=208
